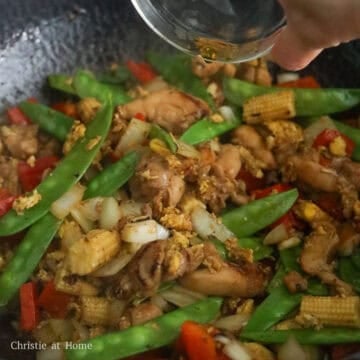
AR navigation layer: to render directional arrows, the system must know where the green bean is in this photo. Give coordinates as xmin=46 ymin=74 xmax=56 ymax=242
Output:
xmin=19 ymin=102 xmax=73 ymax=142
xmin=149 ymin=125 xmax=178 ymax=153
xmin=84 ymin=151 xmax=140 ymax=199
xmin=223 ymin=78 xmax=360 ymax=116
xmin=221 ymin=189 xmax=299 ymax=238
xmin=338 ymin=257 xmax=360 ymax=293
xmin=180 ymin=116 xmax=241 ymax=145
xmin=66 ymin=297 xmax=222 ymax=360
xmin=0 ymin=213 xmax=60 ymax=306
xmin=0 ymin=100 xmax=113 ymax=236
xmin=147 ymin=52 xmax=215 ymax=109
xmin=48 ymin=74 xmax=77 ymax=95
xmin=240 ymin=328 xmax=360 ymax=344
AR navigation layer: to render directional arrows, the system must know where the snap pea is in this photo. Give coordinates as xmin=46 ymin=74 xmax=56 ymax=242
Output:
xmin=66 ymin=297 xmax=222 ymax=360
xmin=223 ymin=78 xmax=360 ymax=116
xmin=149 ymin=125 xmax=178 ymax=153
xmin=0 ymin=213 xmax=60 ymax=306
xmin=180 ymin=115 xmax=241 ymax=145
xmin=147 ymin=52 xmax=215 ymax=109
xmin=19 ymin=102 xmax=73 ymax=142
xmin=48 ymin=74 xmax=77 ymax=95
xmin=338 ymin=257 xmax=360 ymax=293
xmin=83 ymin=151 xmax=140 ymax=199
xmin=97 ymin=66 xmax=132 ymax=85
xmin=241 ymin=328 xmax=360 ymax=344
xmin=267 ymin=266 xmax=287 ymax=293
xmin=221 ymin=189 xmax=299 ymax=238
xmin=0 ymin=100 xmax=113 ymax=236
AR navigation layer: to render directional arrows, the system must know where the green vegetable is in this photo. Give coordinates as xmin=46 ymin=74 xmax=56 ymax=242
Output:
xmin=149 ymin=125 xmax=178 ymax=153
xmin=19 ymin=102 xmax=73 ymax=142
xmin=339 ymin=257 xmax=360 ymax=293
xmin=0 ymin=100 xmax=113 ymax=236
xmin=97 ymin=66 xmax=132 ymax=85
xmin=147 ymin=52 xmax=215 ymax=109
xmin=222 ymin=189 xmax=299 ymax=238
xmin=333 ymin=120 xmax=360 ymax=161
xmin=0 ymin=214 xmax=60 ymax=306
xmin=267 ymin=266 xmax=287 ymax=293
xmin=352 ymin=249 xmax=360 ymax=270
xmin=66 ymin=297 xmax=222 ymax=360
xmin=223 ymin=78 xmax=360 ymax=116
xmin=241 ymin=328 xmax=360 ymax=344
xmin=180 ymin=116 xmax=241 ymax=145
xmin=48 ymin=74 xmax=77 ymax=95
xmin=84 ymin=151 xmax=140 ymax=199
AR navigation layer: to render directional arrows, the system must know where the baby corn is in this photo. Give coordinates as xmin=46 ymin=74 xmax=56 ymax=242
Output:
xmin=80 ymin=296 xmax=111 ymax=326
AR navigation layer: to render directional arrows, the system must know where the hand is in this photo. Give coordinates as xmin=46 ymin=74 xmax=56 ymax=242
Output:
xmin=271 ymin=0 xmax=360 ymax=70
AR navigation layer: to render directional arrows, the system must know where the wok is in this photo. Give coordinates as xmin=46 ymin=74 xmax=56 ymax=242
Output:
xmin=0 ymin=0 xmax=359 ymax=359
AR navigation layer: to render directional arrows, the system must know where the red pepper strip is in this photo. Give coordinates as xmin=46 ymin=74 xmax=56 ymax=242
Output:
xmin=237 ymin=169 xmax=267 ymax=193
xmin=279 ymin=76 xmax=321 ymax=89
xmin=18 ymin=156 xmax=59 ymax=192
xmin=331 ymin=344 xmax=360 ymax=360
xmin=180 ymin=321 xmax=218 ymax=360
xmin=134 ymin=112 xmax=146 ymax=121
xmin=315 ymin=192 xmax=344 ymax=220
xmin=6 ymin=107 xmax=32 ymax=125
xmin=251 ymin=183 xmax=293 ymax=200
xmin=313 ymin=128 xmax=355 ymax=157
xmin=37 ymin=281 xmax=71 ymax=318
xmin=19 ymin=282 xmax=39 ymax=331
xmin=0 ymin=189 xmax=16 ymax=218
xmin=125 ymin=60 xmax=157 ymax=84
xmin=270 ymin=210 xmax=305 ymax=231
xmin=52 ymin=102 xmax=78 ymax=119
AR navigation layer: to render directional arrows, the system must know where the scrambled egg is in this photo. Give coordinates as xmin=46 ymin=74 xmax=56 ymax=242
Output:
xmin=63 ymin=121 xmax=86 ymax=154
xmin=12 ymin=189 xmax=42 ymax=215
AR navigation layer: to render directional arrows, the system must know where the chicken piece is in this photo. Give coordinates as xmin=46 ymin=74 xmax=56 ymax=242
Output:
xmin=0 ymin=124 xmax=38 ymax=159
xmin=283 ymin=271 xmax=308 ymax=294
xmin=109 ymin=240 xmax=204 ymax=299
xmin=191 ymin=55 xmax=224 ymax=78
xmin=0 ymin=156 xmax=21 ymax=195
xmin=237 ymin=58 xmax=272 ymax=86
xmin=117 ymin=89 xmax=210 ymax=135
xmin=202 ymin=242 xmax=225 ymax=273
xmin=300 ymin=222 xmax=354 ymax=296
xmin=212 ymin=144 xmax=242 ymax=180
xmin=37 ymin=133 xmax=61 ymax=158
xmin=336 ymin=176 xmax=358 ymax=218
xmin=129 ymin=153 xmax=185 ymax=211
xmin=232 ymin=125 xmax=276 ymax=170
xmin=179 ymin=261 xmax=270 ymax=298
xmin=336 ymin=222 xmax=360 ymax=256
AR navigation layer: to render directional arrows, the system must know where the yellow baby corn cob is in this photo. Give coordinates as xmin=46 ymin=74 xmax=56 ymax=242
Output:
xmin=243 ymin=90 xmax=296 ymax=124
xmin=80 ymin=296 xmax=111 ymax=326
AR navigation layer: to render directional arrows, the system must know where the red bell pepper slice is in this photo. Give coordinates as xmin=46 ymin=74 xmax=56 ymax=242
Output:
xmin=38 ymin=281 xmax=71 ymax=318
xmin=251 ymin=183 xmax=293 ymax=200
xmin=331 ymin=344 xmax=360 ymax=360
xmin=313 ymin=129 xmax=355 ymax=157
xmin=18 ymin=156 xmax=59 ymax=192
xmin=134 ymin=112 xmax=146 ymax=121
xmin=237 ymin=169 xmax=267 ymax=193
xmin=315 ymin=192 xmax=344 ymax=220
xmin=125 ymin=60 xmax=157 ymax=84
xmin=279 ymin=76 xmax=321 ymax=89
xmin=19 ymin=282 xmax=39 ymax=331
xmin=179 ymin=321 xmax=218 ymax=360
xmin=6 ymin=107 xmax=32 ymax=125
xmin=52 ymin=102 xmax=78 ymax=119
xmin=0 ymin=189 xmax=16 ymax=217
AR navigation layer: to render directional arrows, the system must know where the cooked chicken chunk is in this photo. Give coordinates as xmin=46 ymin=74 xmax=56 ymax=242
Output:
xmin=118 ymin=89 xmax=210 ymax=134
xmin=0 ymin=156 xmax=21 ymax=195
xmin=212 ymin=144 xmax=242 ymax=180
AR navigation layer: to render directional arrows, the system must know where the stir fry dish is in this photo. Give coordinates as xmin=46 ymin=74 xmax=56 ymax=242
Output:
xmin=1 ymin=53 xmax=360 ymax=360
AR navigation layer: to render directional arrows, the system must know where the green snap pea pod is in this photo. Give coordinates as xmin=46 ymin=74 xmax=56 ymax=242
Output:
xmin=241 ymin=328 xmax=360 ymax=344
xmin=19 ymin=102 xmax=73 ymax=142
xmin=66 ymin=297 xmax=222 ymax=360
xmin=267 ymin=266 xmax=287 ymax=293
xmin=223 ymin=78 xmax=360 ymax=116
xmin=0 ymin=101 xmax=113 ymax=236
xmin=333 ymin=120 xmax=360 ymax=161
xmin=48 ymin=74 xmax=77 ymax=95
xmin=221 ymin=189 xmax=299 ymax=238
xmin=180 ymin=115 xmax=241 ymax=145
xmin=149 ymin=125 xmax=178 ymax=153
xmin=84 ymin=151 xmax=140 ymax=199
xmin=0 ymin=213 xmax=60 ymax=306
xmin=97 ymin=66 xmax=132 ymax=85
xmin=147 ymin=52 xmax=215 ymax=109
xmin=338 ymin=257 xmax=360 ymax=293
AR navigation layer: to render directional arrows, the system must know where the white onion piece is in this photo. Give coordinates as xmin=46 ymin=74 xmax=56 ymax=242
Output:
xmin=48 ymin=319 xmax=74 ymax=341
xmin=99 ymin=197 xmax=121 ymax=230
xmin=263 ymin=223 xmax=288 ymax=245
xmin=115 ymin=118 xmax=151 ymax=154
xmin=108 ymin=299 xmax=127 ymax=320
xmin=76 ymin=197 xmax=104 ymax=221
xmin=161 ymin=285 xmax=205 ymax=307
xmin=50 ymin=184 xmax=85 ymax=219
xmin=36 ymin=348 xmax=64 ymax=360
xmin=303 ymin=116 xmax=337 ymax=145
xmin=176 ymin=139 xmax=200 ymax=159
xmin=118 ymin=201 xmax=144 ymax=219
xmin=151 ymin=294 xmax=170 ymax=312
xmin=121 ymin=220 xmax=169 ymax=244
xmin=277 ymin=72 xmax=300 ymax=84
xmin=91 ymin=252 xmax=133 ymax=277
xmin=70 ymin=207 xmax=94 ymax=233
xmin=219 ymin=105 xmax=236 ymax=121
xmin=278 ymin=336 xmax=307 ymax=360
xmin=191 ymin=207 xmax=234 ymax=242
xmin=143 ymin=76 xmax=169 ymax=93
xmin=214 ymin=314 xmax=250 ymax=332
xmin=223 ymin=341 xmax=251 ymax=360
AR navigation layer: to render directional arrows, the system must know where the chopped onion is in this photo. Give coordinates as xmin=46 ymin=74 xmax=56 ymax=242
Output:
xmin=37 ymin=348 xmax=64 ymax=360
xmin=50 ymin=184 xmax=85 ymax=219
xmin=151 ymin=294 xmax=170 ymax=312
xmin=278 ymin=236 xmax=301 ymax=250
xmin=191 ymin=207 xmax=234 ymax=242
xmin=143 ymin=76 xmax=168 ymax=93
xmin=161 ymin=285 xmax=205 ymax=307
xmin=176 ymin=139 xmax=200 ymax=159
xmin=99 ymin=197 xmax=121 ymax=230
xmin=70 ymin=207 xmax=94 ymax=232
xmin=108 ymin=299 xmax=127 ymax=320
xmin=115 ymin=118 xmax=151 ymax=154
xmin=263 ymin=223 xmax=288 ymax=245
xmin=278 ymin=336 xmax=307 ymax=360
xmin=48 ymin=319 xmax=74 ymax=341
xmin=219 ymin=105 xmax=236 ymax=121
xmin=303 ymin=116 xmax=337 ymax=145
xmin=121 ymin=220 xmax=169 ymax=243
xmin=223 ymin=340 xmax=251 ymax=360
xmin=60 ymin=220 xmax=84 ymax=250
xmin=214 ymin=314 xmax=250 ymax=332
xmin=76 ymin=197 xmax=104 ymax=221
xmin=277 ymin=72 xmax=300 ymax=84
xmin=118 ymin=201 xmax=144 ymax=219
xmin=91 ymin=251 xmax=133 ymax=277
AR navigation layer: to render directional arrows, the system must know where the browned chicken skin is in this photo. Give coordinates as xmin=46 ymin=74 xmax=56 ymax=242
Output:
xmin=118 ymin=89 xmax=210 ymax=135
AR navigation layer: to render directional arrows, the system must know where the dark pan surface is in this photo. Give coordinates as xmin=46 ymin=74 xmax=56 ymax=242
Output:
xmin=0 ymin=0 xmax=359 ymax=359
